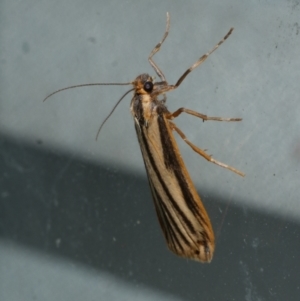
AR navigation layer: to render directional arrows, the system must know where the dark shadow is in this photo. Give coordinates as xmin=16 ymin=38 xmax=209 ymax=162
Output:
xmin=0 ymin=133 xmax=298 ymax=300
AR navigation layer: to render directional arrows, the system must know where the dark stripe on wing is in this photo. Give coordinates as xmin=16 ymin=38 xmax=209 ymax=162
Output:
xmin=157 ymin=114 xmax=210 ymax=229
xmin=137 ymin=122 xmax=196 ymax=244
xmin=150 ymin=183 xmax=185 ymax=253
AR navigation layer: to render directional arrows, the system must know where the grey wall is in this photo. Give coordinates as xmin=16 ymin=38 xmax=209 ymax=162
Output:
xmin=1 ymin=1 xmax=300 ymax=300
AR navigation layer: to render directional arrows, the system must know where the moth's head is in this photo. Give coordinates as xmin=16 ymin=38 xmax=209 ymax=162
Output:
xmin=133 ymin=73 xmax=154 ymax=95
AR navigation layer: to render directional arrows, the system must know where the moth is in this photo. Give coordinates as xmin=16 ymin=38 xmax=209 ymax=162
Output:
xmin=44 ymin=13 xmax=244 ymax=262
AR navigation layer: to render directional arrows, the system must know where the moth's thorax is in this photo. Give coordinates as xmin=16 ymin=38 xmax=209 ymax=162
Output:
xmin=130 ymin=93 xmax=160 ymax=126
xmin=130 ymin=73 xmax=168 ymax=126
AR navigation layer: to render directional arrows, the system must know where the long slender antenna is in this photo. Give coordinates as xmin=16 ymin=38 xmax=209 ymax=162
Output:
xmin=96 ymin=87 xmax=135 ymax=140
xmin=43 ymin=82 xmax=133 ymax=102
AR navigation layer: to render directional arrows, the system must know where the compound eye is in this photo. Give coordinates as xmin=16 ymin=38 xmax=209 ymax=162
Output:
xmin=143 ymin=81 xmax=153 ymax=92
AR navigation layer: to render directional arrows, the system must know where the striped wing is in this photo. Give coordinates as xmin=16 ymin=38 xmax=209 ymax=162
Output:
xmin=134 ymin=113 xmax=215 ymax=262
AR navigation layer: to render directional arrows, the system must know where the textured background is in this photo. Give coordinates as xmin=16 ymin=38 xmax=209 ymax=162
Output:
xmin=1 ymin=1 xmax=300 ymax=300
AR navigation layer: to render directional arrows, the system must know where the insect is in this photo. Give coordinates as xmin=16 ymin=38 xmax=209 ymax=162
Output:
xmin=44 ymin=13 xmax=244 ymax=262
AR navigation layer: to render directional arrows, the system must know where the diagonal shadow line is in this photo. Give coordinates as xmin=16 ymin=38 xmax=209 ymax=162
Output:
xmin=0 ymin=133 xmax=299 ymax=300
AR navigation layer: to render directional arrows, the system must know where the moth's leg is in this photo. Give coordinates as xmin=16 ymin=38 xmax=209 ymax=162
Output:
xmin=167 ymin=107 xmax=242 ymax=122
xmin=169 ymin=121 xmax=245 ymax=177
xmin=173 ymin=28 xmax=233 ymax=89
xmin=148 ymin=12 xmax=170 ymax=82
